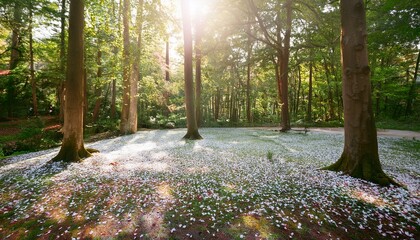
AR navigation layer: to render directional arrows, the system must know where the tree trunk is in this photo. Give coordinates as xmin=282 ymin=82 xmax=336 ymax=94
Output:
xmin=29 ymin=1 xmax=38 ymax=116
xmin=279 ymin=0 xmax=292 ymax=131
xmin=8 ymin=2 xmax=21 ymax=118
xmin=323 ymin=56 xmax=336 ymax=120
xmin=59 ymin=0 xmax=66 ymax=123
xmin=215 ymin=88 xmax=221 ymax=120
xmin=323 ymin=0 xmax=397 ymax=186
xmin=164 ymin=40 xmax=170 ymax=116
xmin=83 ymin=67 xmax=88 ymax=125
xmin=92 ymin=49 xmax=103 ymax=123
xmin=52 ymin=0 xmax=97 ymax=163
xmin=296 ymin=65 xmax=302 ymax=115
xmin=195 ymin=18 xmax=203 ymax=127
xmin=120 ymin=0 xmax=131 ymax=134
xmin=307 ymin=60 xmax=313 ymax=122
xmin=111 ymin=79 xmax=116 ymax=119
xmin=246 ymin=24 xmax=252 ymax=123
xmin=182 ymin=0 xmax=202 ymax=140
xmin=128 ymin=0 xmax=144 ymax=133
xmin=405 ymin=50 xmax=419 ymax=115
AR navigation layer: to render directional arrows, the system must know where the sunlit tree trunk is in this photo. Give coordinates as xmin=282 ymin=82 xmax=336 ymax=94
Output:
xmin=128 ymin=0 xmax=144 ymax=133
xmin=182 ymin=0 xmax=202 ymax=140
xmin=52 ymin=0 xmax=97 ymax=163
xmin=120 ymin=0 xmax=131 ymax=134
xmin=195 ymin=18 xmax=203 ymax=127
xmin=92 ymin=49 xmax=103 ymax=123
xmin=323 ymin=0 xmax=398 ymax=186
xmin=164 ymin=40 xmax=170 ymax=116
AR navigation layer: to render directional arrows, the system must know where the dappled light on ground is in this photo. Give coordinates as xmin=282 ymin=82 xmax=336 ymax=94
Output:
xmin=0 ymin=128 xmax=418 ymax=239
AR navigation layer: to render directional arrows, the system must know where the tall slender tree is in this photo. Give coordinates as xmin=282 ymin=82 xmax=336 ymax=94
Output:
xmin=248 ymin=0 xmax=292 ymax=131
xmin=195 ymin=15 xmax=203 ymax=127
xmin=323 ymin=0 xmax=398 ymax=186
xmin=28 ymin=0 xmax=38 ymax=116
xmin=182 ymin=0 xmax=202 ymax=140
xmin=52 ymin=0 xmax=97 ymax=162
xmin=129 ymin=0 xmax=144 ymax=133
xmin=120 ymin=0 xmax=132 ymax=134
xmin=58 ymin=0 xmax=66 ymax=123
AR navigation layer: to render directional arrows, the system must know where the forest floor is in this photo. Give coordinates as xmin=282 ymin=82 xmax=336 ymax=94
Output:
xmin=0 ymin=128 xmax=419 ymax=240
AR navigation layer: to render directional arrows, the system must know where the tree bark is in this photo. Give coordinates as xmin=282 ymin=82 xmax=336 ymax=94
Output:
xmin=92 ymin=49 xmax=103 ymax=123
xmin=323 ymin=0 xmax=398 ymax=186
xmin=111 ymin=79 xmax=116 ymax=119
xmin=246 ymin=22 xmax=253 ymax=123
xmin=307 ymin=60 xmax=313 ymax=122
xmin=128 ymin=0 xmax=144 ymax=133
xmin=405 ymin=50 xmax=419 ymax=115
xmin=7 ymin=2 xmax=22 ymax=118
xmin=59 ymin=0 xmax=66 ymax=123
xmin=120 ymin=0 xmax=132 ymax=134
xmin=182 ymin=0 xmax=202 ymax=140
xmin=195 ymin=19 xmax=203 ymax=127
xmin=296 ymin=65 xmax=302 ymax=115
xmin=52 ymin=0 xmax=97 ymax=163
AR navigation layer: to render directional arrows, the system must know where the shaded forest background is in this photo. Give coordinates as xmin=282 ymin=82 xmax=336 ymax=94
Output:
xmin=0 ymin=0 xmax=419 ymax=137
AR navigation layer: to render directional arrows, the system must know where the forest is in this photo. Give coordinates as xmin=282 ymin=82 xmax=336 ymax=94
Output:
xmin=0 ymin=0 xmax=419 ymax=239
xmin=0 ymin=0 xmax=418 ymax=130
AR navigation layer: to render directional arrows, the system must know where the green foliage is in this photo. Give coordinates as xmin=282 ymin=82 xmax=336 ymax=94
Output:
xmin=266 ymin=151 xmax=274 ymax=163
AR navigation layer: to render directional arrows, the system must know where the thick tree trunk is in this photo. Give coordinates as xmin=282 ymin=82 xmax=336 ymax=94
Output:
xmin=323 ymin=0 xmax=397 ymax=186
xmin=120 ymin=0 xmax=131 ymax=134
xmin=182 ymin=0 xmax=202 ymax=140
xmin=52 ymin=0 xmax=97 ymax=163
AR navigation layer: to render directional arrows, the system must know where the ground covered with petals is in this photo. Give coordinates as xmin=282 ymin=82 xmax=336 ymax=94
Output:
xmin=0 ymin=128 xmax=419 ymax=239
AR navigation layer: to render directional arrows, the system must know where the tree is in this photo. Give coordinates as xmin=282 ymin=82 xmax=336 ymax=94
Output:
xmin=323 ymin=0 xmax=398 ymax=186
xmin=29 ymin=0 xmax=38 ymax=116
xmin=247 ymin=0 xmax=292 ymax=131
xmin=120 ymin=0 xmax=142 ymax=134
xmin=195 ymin=14 xmax=203 ymax=127
xmin=182 ymin=0 xmax=202 ymax=140
xmin=120 ymin=0 xmax=132 ymax=134
xmin=58 ymin=0 xmax=66 ymax=122
xmin=52 ymin=0 xmax=97 ymax=163
xmin=129 ymin=0 xmax=144 ymax=133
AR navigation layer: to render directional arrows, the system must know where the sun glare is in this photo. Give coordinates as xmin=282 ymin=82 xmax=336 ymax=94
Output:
xmin=189 ymin=0 xmax=210 ymax=18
